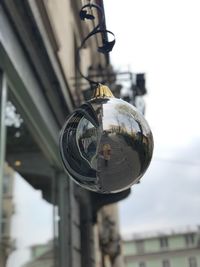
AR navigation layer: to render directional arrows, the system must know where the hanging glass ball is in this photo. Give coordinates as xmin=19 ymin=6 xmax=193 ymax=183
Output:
xmin=59 ymin=84 xmax=153 ymax=194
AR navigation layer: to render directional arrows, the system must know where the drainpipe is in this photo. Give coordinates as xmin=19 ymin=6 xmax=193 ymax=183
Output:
xmin=0 ymin=71 xmax=8 ymax=242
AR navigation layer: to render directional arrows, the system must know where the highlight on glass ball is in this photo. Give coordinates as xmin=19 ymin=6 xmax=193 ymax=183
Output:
xmin=59 ymin=84 xmax=154 ymax=194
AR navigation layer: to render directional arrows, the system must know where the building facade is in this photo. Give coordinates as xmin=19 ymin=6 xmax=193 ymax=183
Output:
xmin=123 ymin=227 xmax=200 ymax=267
xmin=0 ymin=164 xmax=15 ymax=266
xmin=0 ymin=0 xmax=129 ymax=266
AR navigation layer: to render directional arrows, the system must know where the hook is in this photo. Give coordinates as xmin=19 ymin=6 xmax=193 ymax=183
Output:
xmin=77 ymin=4 xmax=116 ymax=86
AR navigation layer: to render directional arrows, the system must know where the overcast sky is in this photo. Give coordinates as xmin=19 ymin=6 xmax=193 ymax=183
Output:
xmin=104 ymin=0 xmax=200 ymax=236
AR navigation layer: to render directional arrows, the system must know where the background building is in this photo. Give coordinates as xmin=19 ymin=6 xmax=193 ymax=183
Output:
xmin=22 ymin=241 xmax=54 ymax=267
xmin=0 ymin=164 xmax=15 ymax=267
xmin=123 ymin=226 xmax=200 ymax=267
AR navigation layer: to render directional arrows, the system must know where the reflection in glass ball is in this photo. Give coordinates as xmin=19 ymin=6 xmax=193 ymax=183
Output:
xmin=59 ymin=86 xmax=153 ymax=194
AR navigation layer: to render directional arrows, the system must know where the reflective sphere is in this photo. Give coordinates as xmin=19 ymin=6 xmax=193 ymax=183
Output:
xmin=59 ymin=86 xmax=153 ymax=193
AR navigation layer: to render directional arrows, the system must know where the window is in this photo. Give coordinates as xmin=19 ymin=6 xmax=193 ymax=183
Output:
xmin=160 ymin=237 xmax=168 ymax=248
xmin=136 ymin=240 xmax=145 ymax=254
xmin=162 ymin=259 xmax=170 ymax=267
xmin=185 ymin=234 xmax=195 ymax=246
xmin=139 ymin=262 xmax=146 ymax=267
xmin=189 ymin=257 xmax=197 ymax=267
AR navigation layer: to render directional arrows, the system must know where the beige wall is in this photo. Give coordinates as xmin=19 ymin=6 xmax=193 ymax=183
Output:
xmin=42 ymin=0 xmax=107 ymax=106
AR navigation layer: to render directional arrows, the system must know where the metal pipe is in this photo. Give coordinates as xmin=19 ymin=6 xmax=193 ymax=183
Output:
xmin=0 ymin=71 xmax=8 ymax=242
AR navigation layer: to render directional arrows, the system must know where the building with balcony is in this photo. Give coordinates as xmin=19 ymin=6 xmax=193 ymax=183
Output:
xmin=123 ymin=226 xmax=200 ymax=267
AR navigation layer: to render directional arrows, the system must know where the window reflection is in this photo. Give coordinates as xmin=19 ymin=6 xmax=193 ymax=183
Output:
xmin=77 ymin=117 xmax=98 ymax=164
xmin=61 ymin=112 xmax=97 ymax=182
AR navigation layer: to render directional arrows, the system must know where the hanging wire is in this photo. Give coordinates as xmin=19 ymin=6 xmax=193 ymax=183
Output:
xmin=77 ymin=3 xmax=115 ymax=86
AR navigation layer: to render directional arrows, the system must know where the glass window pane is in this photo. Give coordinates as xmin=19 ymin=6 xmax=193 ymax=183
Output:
xmin=136 ymin=240 xmax=145 ymax=254
xmin=162 ymin=260 xmax=170 ymax=267
xmin=185 ymin=234 xmax=195 ymax=246
xmin=160 ymin=237 xmax=168 ymax=248
xmin=189 ymin=257 xmax=197 ymax=267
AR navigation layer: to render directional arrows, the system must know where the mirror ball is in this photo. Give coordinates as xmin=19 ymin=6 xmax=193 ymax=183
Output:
xmin=59 ymin=85 xmax=153 ymax=193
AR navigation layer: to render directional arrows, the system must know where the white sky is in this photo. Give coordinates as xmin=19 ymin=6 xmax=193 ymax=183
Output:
xmin=104 ymin=0 xmax=200 ymax=235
